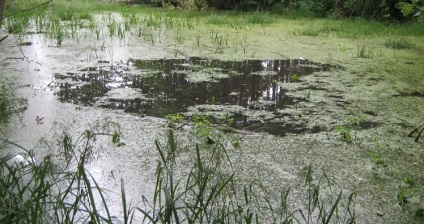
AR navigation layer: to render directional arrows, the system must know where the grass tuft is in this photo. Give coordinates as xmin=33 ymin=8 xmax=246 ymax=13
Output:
xmin=137 ymin=130 xmax=357 ymax=223
xmin=384 ymin=38 xmax=415 ymax=49
xmin=357 ymin=45 xmax=374 ymax=58
xmin=245 ymin=11 xmax=273 ymax=26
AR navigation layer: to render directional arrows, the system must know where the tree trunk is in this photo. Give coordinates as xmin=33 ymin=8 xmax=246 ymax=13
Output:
xmin=0 ymin=0 xmax=6 ymax=28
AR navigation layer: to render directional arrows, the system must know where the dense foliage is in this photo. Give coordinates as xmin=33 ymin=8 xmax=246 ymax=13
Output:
xmin=153 ymin=0 xmax=423 ymax=21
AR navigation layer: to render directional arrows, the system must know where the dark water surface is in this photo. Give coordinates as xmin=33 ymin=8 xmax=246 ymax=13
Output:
xmin=54 ymin=57 xmax=335 ymax=135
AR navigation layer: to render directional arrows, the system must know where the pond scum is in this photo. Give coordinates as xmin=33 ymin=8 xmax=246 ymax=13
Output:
xmin=1 ymin=77 xmax=356 ymax=223
xmin=1 ymin=67 xmax=356 ymax=223
xmin=0 ymin=128 xmax=356 ymax=223
xmin=1 ymin=0 xmax=424 ymax=223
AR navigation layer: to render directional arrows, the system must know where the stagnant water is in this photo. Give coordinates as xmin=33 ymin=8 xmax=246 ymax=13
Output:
xmin=53 ymin=57 xmax=336 ymax=135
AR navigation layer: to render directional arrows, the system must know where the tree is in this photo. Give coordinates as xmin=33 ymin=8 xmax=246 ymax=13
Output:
xmin=0 ymin=0 xmax=6 ymax=28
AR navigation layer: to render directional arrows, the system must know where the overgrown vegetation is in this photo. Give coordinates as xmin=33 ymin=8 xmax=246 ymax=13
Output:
xmin=1 ymin=0 xmax=423 ymax=222
xmin=384 ymin=37 xmax=415 ymax=49
xmin=137 ymin=129 xmax=357 ymax=223
xmin=0 ymin=131 xmax=109 ymax=223
xmin=335 ymin=112 xmax=368 ymax=144
xmin=2 ymin=0 xmax=424 ymax=47
xmin=0 ymin=128 xmax=357 ymax=223
xmin=154 ymin=0 xmax=424 ymax=22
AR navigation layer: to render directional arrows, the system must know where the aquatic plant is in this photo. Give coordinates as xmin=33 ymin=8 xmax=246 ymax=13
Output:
xmin=338 ymin=43 xmax=347 ymax=52
xmin=239 ymin=35 xmax=249 ymax=54
xmin=107 ymin=19 xmax=117 ymax=37
xmin=112 ymin=131 xmax=126 ymax=147
xmin=206 ymin=14 xmax=230 ymax=25
xmin=193 ymin=113 xmax=215 ymax=144
xmin=290 ymin=23 xmax=324 ymax=36
xmin=368 ymin=137 xmax=389 ymax=171
xmin=385 ymin=37 xmax=415 ymax=50
xmin=138 ymin=130 xmax=356 ymax=223
xmin=55 ymin=27 xmax=65 ymax=46
xmin=5 ymin=18 xmax=27 ymax=34
xmin=306 ymin=89 xmax=312 ymax=100
xmin=117 ymin=25 xmax=125 ymax=40
xmin=0 ymin=133 xmax=111 ymax=223
xmin=292 ymin=73 xmax=299 ymax=82
xmin=0 ymin=83 xmax=26 ymax=125
xmin=166 ymin=113 xmax=185 ymax=128
xmin=209 ymin=30 xmax=229 ymax=53
xmin=335 ymin=126 xmax=353 ymax=144
xmin=1 ymin=120 xmax=358 ymax=224
xmin=0 ymin=115 xmax=131 ymax=223
xmin=245 ymin=11 xmax=273 ymax=27
xmin=195 ymin=35 xmax=201 ymax=47
xmin=335 ymin=113 xmax=368 ymax=144
xmin=55 ymin=8 xmax=74 ymax=21
xmin=398 ymin=185 xmax=424 ymax=218
xmin=357 ymin=45 xmax=374 ymax=58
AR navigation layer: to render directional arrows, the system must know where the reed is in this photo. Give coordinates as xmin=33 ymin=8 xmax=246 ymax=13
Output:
xmin=0 ymin=131 xmax=112 ymax=223
xmin=137 ymin=130 xmax=357 ymax=223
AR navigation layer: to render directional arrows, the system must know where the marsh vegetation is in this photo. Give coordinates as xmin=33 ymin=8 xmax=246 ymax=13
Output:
xmin=1 ymin=0 xmax=424 ymax=223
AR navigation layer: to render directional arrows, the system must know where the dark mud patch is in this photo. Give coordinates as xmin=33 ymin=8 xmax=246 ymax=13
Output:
xmin=230 ymin=113 xmax=327 ymax=136
xmin=53 ymin=57 xmax=340 ymax=136
xmin=393 ymin=91 xmax=424 ymax=98
xmin=17 ymin=42 xmax=33 ymax=46
xmin=363 ymin=110 xmax=378 ymax=116
xmin=359 ymin=121 xmax=380 ymax=129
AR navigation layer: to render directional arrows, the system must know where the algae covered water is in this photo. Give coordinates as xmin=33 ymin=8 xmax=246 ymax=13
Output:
xmin=1 ymin=6 xmax=423 ymax=223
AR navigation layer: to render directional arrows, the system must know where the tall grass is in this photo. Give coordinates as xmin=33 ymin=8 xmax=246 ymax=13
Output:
xmin=137 ymin=129 xmax=357 ymax=223
xmin=245 ymin=11 xmax=273 ymax=26
xmin=0 ymin=126 xmax=356 ymax=223
xmin=384 ymin=38 xmax=415 ymax=49
xmin=0 ymin=131 xmax=113 ymax=223
xmin=290 ymin=19 xmax=424 ymax=38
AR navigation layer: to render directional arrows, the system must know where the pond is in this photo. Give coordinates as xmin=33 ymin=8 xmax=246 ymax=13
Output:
xmin=54 ymin=57 xmax=336 ymax=136
xmin=1 ymin=8 xmax=423 ymax=224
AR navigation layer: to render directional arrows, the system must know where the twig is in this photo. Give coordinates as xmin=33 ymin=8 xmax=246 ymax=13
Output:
xmin=0 ymin=35 xmax=8 ymax=43
xmin=3 ymin=0 xmax=53 ymax=19
xmin=407 ymin=122 xmax=424 ymax=142
xmin=1 ymin=46 xmax=28 ymax=62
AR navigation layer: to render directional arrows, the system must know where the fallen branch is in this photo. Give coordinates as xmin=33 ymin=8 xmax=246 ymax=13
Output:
xmin=0 ymin=35 xmax=7 ymax=43
xmin=3 ymin=0 xmax=53 ymax=19
xmin=407 ymin=121 xmax=424 ymax=142
xmin=0 ymin=46 xmax=27 ymax=62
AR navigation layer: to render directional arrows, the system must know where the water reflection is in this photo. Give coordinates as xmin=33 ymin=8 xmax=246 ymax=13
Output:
xmin=55 ymin=57 xmax=331 ymax=119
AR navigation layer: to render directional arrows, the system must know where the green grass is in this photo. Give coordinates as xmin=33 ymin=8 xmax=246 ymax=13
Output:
xmin=0 ymin=133 xmax=111 ymax=223
xmin=137 ymin=130 xmax=357 ymax=223
xmin=335 ymin=126 xmax=353 ymax=144
xmin=5 ymin=18 xmax=27 ymax=34
xmin=357 ymin=45 xmax=374 ymax=58
xmin=289 ymin=19 xmax=424 ymax=38
xmin=290 ymin=23 xmax=327 ymax=36
xmin=245 ymin=11 xmax=273 ymax=26
xmin=0 ymin=125 xmax=356 ymax=224
xmin=3 ymin=0 xmax=423 ymax=46
xmin=368 ymin=138 xmax=389 ymax=171
xmin=384 ymin=37 xmax=415 ymax=49
xmin=206 ymin=14 xmax=230 ymax=25
xmin=335 ymin=113 xmax=369 ymax=144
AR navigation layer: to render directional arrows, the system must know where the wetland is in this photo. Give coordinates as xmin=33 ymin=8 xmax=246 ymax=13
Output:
xmin=0 ymin=1 xmax=424 ymax=223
